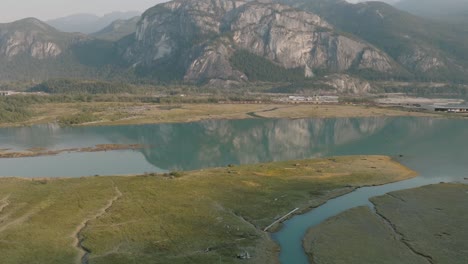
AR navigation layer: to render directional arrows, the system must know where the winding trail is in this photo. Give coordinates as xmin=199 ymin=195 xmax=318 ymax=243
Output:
xmin=73 ymin=184 xmax=123 ymax=264
xmin=0 ymin=195 xmax=10 ymax=214
xmin=0 ymin=205 xmax=42 ymax=234
xmin=0 ymin=194 xmax=45 ymax=234
xmin=246 ymin=107 xmax=281 ymax=118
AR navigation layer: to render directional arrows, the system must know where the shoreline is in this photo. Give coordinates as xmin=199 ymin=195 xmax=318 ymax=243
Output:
xmin=0 ymin=144 xmax=146 ymax=159
xmin=266 ymin=167 xmax=418 ymax=234
xmin=0 ymin=103 xmax=444 ymax=128
xmin=301 ymin=183 xmax=468 ymax=264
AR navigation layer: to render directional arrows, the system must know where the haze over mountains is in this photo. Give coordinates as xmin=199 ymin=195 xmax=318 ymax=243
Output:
xmin=91 ymin=16 xmax=140 ymax=41
xmin=395 ymin=0 xmax=468 ymax=23
xmin=46 ymin=11 xmax=141 ymax=34
xmin=1 ymin=0 xmax=468 ymax=90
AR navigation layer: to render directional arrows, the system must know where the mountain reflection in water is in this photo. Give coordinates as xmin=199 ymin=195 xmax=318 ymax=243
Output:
xmin=0 ymin=117 xmax=466 ymax=177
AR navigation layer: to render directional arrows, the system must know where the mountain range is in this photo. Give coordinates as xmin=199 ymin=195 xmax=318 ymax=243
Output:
xmin=395 ymin=0 xmax=468 ymax=24
xmin=91 ymin=16 xmax=140 ymax=41
xmin=1 ymin=0 xmax=468 ymax=89
xmin=46 ymin=11 xmax=141 ymax=34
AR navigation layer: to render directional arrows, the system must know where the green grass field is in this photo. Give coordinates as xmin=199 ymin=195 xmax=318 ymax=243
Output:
xmin=0 ymin=156 xmax=416 ymax=264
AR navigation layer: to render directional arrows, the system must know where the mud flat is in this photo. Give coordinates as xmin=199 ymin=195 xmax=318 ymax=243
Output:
xmin=0 ymin=144 xmax=145 ymax=158
xmin=304 ymin=183 xmax=468 ymax=264
xmin=1 ymin=102 xmax=439 ymax=127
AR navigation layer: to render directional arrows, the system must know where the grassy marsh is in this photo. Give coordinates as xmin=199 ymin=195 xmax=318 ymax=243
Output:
xmin=0 ymin=102 xmax=439 ymax=127
xmin=304 ymin=183 xmax=468 ymax=264
xmin=0 ymin=156 xmax=416 ymax=264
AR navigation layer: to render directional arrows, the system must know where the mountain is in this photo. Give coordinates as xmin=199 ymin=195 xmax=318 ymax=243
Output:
xmin=0 ymin=18 xmax=127 ymax=81
xmin=278 ymin=0 xmax=468 ymax=82
xmin=1 ymin=0 xmax=468 ymax=88
xmin=46 ymin=11 xmax=141 ymax=34
xmin=395 ymin=0 xmax=468 ymax=24
xmin=92 ymin=16 xmax=140 ymax=41
xmin=0 ymin=18 xmax=69 ymax=59
xmin=122 ymin=0 xmax=403 ymax=84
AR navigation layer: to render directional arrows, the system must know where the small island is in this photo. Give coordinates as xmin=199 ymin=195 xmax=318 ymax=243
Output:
xmin=0 ymin=144 xmax=146 ymax=159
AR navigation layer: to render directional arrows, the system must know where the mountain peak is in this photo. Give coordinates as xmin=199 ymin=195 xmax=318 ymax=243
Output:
xmin=46 ymin=11 xmax=141 ymax=34
xmin=1 ymin=17 xmax=57 ymax=32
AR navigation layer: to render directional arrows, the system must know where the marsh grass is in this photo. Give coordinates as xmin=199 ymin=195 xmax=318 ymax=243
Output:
xmin=1 ymin=102 xmax=438 ymax=127
xmin=0 ymin=156 xmax=416 ymax=264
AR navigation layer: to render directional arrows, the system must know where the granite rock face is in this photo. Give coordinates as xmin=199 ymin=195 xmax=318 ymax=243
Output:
xmin=397 ymin=45 xmax=446 ymax=73
xmin=322 ymin=74 xmax=372 ymax=94
xmin=0 ymin=0 xmax=467 ymax=86
xmin=184 ymin=39 xmax=248 ymax=82
xmin=123 ymin=0 xmax=397 ymax=84
xmin=0 ymin=18 xmax=63 ymax=60
xmin=230 ymin=2 xmax=393 ymax=73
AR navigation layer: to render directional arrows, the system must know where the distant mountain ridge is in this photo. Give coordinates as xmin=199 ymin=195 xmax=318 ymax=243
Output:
xmin=395 ymin=0 xmax=468 ymax=24
xmin=91 ymin=16 xmax=140 ymax=41
xmin=0 ymin=18 xmax=126 ymax=81
xmin=46 ymin=11 xmax=141 ymax=34
xmin=1 ymin=0 xmax=468 ymax=88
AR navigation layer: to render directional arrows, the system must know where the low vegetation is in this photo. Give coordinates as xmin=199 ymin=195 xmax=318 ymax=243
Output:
xmin=255 ymin=104 xmax=436 ymax=119
xmin=30 ymin=79 xmax=138 ymax=94
xmin=304 ymin=183 xmax=468 ymax=264
xmin=382 ymin=84 xmax=468 ymax=98
xmin=230 ymin=50 xmax=307 ymax=82
xmin=0 ymin=97 xmax=31 ymax=123
xmin=0 ymin=98 xmax=440 ymax=127
xmin=58 ymin=111 xmax=99 ymax=125
xmin=0 ymin=156 xmax=416 ymax=264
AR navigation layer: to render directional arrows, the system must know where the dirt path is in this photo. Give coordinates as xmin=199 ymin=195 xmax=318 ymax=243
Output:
xmin=0 ymin=195 xmax=10 ymax=214
xmin=73 ymin=184 xmax=123 ymax=264
xmin=246 ymin=107 xmax=281 ymax=118
xmin=0 ymin=205 xmax=42 ymax=234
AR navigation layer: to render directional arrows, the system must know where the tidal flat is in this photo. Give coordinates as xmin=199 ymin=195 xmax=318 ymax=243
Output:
xmin=304 ymin=183 xmax=468 ymax=264
xmin=0 ymin=156 xmax=415 ymax=264
xmin=0 ymin=144 xmax=145 ymax=158
xmin=0 ymin=102 xmax=439 ymax=127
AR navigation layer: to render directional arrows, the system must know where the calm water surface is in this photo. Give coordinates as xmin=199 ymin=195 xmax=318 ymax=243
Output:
xmin=273 ymin=117 xmax=468 ymax=264
xmin=1 ymin=117 xmax=467 ymax=263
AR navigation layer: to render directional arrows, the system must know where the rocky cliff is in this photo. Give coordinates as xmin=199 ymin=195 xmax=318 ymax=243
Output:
xmin=0 ymin=18 xmax=67 ymax=60
xmin=229 ymin=2 xmax=394 ymax=74
xmin=279 ymin=0 xmax=468 ymax=81
xmin=1 ymin=0 xmax=468 ymax=87
xmin=123 ymin=0 xmax=398 ymax=84
xmin=0 ymin=18 xmax=124 ymax=81
xmin=92 ymin=16 xmax=140 ymax=41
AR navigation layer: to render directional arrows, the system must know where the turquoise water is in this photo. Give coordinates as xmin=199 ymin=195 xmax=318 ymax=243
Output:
xmin=0 ymin=117 xmax=466 ymax=178
xmin=0 ymin=117 xmax=404 ymax=177
xmin=1 ymin=117 xmax=467 ymax=263
xmin=273 ymin=117 xmax=468 ymax=264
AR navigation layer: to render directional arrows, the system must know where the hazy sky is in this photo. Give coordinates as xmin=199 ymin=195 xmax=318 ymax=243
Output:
xmin=0 ymin=0 xmax=168 ymax=23
xmin=347 ymin=0 xmax=399 ymax=3
xmin=0 ymin=0 xmax=400 ymax=23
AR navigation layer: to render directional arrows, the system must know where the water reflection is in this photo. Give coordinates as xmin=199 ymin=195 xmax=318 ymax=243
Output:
xmin=273 ymin=117 xmax=468 ymax=264
xmin=114 ymin=117 xmax=392 ymax=170
xmin=0 ymin=117 xmax=467 ymax=177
